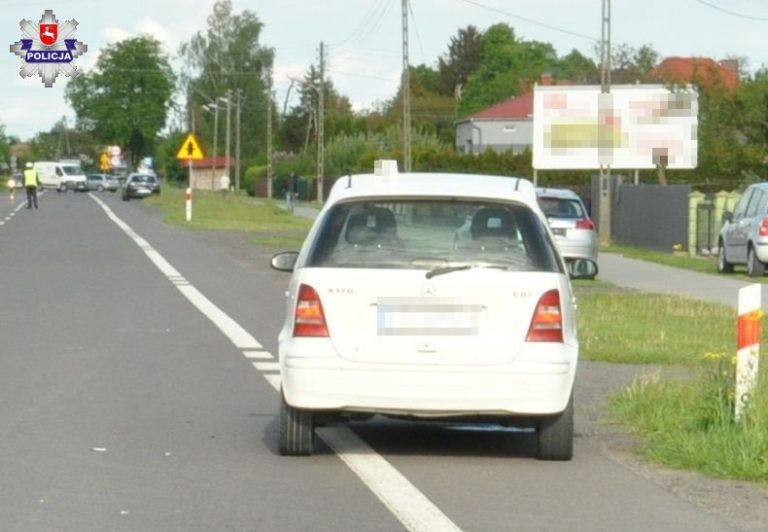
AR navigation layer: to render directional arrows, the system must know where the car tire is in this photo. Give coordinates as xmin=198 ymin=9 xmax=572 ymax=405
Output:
xmin=747 ymin=246 xmax=765 ymax=277
xmin=536 ymin=394 xmax=573 ymax=461
xmin=122 ymin=193 xmax=129 ymax=202
xmin=279 ymin=391 xmax=315 ymax=456
xmin=717 ymin=243 xmax=734 ymax=274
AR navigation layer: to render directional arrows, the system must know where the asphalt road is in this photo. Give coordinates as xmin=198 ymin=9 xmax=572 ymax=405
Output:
xmin=0 ymin=191 xmax=761 ymax=531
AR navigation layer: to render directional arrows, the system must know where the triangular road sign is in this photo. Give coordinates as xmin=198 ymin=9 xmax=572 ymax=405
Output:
xmin=176 ymin=133 xmax=205 ymax=160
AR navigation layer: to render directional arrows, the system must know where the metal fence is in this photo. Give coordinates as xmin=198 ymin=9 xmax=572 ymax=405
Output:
xmin=590 ymin=176 xmax=691 ymax=252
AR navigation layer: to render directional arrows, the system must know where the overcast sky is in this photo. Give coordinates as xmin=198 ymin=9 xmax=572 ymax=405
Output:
xmin=3 ymin=0 xmax=768 ymax=141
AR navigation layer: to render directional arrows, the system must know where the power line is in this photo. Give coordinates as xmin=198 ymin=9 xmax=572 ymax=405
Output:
xmin=456 ymin=0 xmax=599 ymax=43
xmin=691 ymin=0 xmax=768 ymax=21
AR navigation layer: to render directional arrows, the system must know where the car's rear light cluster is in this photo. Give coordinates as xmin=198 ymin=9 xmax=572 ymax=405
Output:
xmin=576 ymin=218 xmax=595 ymax=230
xmin=526 ymin=289 xmax=563 ymax=342
xmin=293 ymin=284 xmax=329 ymax=337
xmin=759 ymin=217 xmax=768 ymax=237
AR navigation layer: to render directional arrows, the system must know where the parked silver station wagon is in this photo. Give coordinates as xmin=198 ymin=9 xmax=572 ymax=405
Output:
xmin=718 ymin=182 xmax=768 ymax=276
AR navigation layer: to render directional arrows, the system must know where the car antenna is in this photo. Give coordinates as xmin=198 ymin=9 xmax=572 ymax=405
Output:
xmin=345 ymin=169 xmax=353 ymax=188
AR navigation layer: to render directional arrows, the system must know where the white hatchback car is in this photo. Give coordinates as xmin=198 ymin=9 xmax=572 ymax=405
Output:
xmin=271 ymin=164 xmax=596 ymax=460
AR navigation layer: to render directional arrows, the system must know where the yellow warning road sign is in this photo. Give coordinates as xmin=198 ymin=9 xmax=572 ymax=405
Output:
xmin=176 ymin=133 xmax=205 ymax=160
xmin=99 ymin=152 xmax=110 ymax=171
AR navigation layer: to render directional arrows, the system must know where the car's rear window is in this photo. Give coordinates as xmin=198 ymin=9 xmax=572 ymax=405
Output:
xmin=307 ymin=199 xmax=561 ymax=273
xmin=538 ymin=196 xmax=586 ymax=219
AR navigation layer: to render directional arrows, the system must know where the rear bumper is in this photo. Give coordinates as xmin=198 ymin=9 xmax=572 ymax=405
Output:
xmin=556 ymin=239 xmax=598 ymax=261
xmin=281 ymin=348 xmax=577 ymax=417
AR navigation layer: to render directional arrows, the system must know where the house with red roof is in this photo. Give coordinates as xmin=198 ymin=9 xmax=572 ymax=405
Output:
xmin=455 ymin=91 xmax=534 ymax=155
xmin=652 ymin=57 xmax=739 ymax=92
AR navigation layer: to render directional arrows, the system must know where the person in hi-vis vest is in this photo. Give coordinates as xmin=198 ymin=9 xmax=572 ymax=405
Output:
xmin=23 ymin=162 xmax=39 ymax=209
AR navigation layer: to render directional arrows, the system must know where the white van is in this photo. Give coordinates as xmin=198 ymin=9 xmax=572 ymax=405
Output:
xmin=33 ymin=161 xmax=88 ymax=192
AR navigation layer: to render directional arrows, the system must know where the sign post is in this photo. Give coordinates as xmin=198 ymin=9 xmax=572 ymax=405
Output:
xmin=176 ymin=133 xmax=205 ymax=222
xmin=736 ymin=284 xmax=761 ymax=421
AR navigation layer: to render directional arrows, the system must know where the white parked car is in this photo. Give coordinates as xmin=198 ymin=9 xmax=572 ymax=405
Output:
xmin=718 ymin=182 xmax=768 ymax=276
xmin=271 ymin=164 xmax=596 ymax=460
xmin=536 ymin=188 xmax=598 ymax=278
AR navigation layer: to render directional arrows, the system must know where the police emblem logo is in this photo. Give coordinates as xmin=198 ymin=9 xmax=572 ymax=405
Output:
xmin=9 ymin=9 xmax=88 ymax=87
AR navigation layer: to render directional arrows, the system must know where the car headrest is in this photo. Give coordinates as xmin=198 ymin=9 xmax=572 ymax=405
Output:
xmin=345 ymin=207 xmax=397 ymax=245
xmin=470 ymin=207 xmax=517 ymax=239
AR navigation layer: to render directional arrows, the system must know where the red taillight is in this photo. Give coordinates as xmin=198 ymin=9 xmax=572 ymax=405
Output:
xmin=526 ymin=289 xmax=563 ymax=342
xmin=293 ymin=284 xmax=329 ymax=337
xmin=576 ymin=218 xmax=595 ymax=230
xmin=759 ymin=218 xmax=768 ymax=237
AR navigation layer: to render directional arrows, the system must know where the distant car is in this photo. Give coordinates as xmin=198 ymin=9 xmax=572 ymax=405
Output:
xmin=718 ymin=182 xmax=768 ymax=276
xmin=270 ymin=164 xmax=597 ymax=460
xmin=86 ymin=173 xmax=119 ymax=192
xmin=122 ymin=173 xmax=160 ymax=200
xmin=536 ymin=188 xmax=598 ymax=277
xmin=6 ymin=173 xmax=24 ymax=191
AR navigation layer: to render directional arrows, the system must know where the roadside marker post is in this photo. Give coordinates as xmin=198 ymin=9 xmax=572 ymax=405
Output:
xmin=736 ymin=284 xmax=761 ymax=421
xmin=176 ymin=133 xmax=205 ymax=223
xmin=185 ymin=186 xmax=192 ymax=222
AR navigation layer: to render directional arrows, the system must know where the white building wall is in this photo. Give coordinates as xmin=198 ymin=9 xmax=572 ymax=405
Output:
xmin=455 ymin=119 xmax=533 ymax=154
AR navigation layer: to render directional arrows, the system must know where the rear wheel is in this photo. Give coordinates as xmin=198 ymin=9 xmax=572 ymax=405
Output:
xmin=717 ymin=242 xmax=734 ymax=274
xmin=536 ymin=394 xmax=574 ymax=461
xmin=747 ymin=245 xmax=765 ymax=277
xmin=279 ymin=391 xmax=315 ymax=456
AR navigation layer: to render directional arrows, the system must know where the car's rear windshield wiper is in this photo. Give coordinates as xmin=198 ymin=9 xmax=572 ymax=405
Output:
xmin=425 ymin=263 xmax=510 ymax=279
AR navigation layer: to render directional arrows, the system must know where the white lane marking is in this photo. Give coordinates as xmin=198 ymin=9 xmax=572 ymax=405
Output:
xmin=243 ymin=350 xmax=273 ymax=360
xmin=317 ymin=427 xmax=462 ymax=532
xmin=252 ymin=361 xmax=280 ymax=372
xmin=91 ymin=193 xmax=461 ymax=532
xmin=263 ymin=373 xmax=281 ymax=392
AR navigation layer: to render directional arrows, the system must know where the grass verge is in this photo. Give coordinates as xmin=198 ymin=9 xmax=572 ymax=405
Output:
xmin=609 ymin=362 xmax=768 ymax=482
xmin=577 ymin=290 xmax=737 ymax=365
xmin=143 ymin=187 xmax=313 ymax=248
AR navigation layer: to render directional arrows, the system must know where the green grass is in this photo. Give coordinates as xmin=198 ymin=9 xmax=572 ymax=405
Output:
xmin=577 ymin=290 xmax=738 ymax=365
xmin=143 ymin=187 xmax=313 ymax=247
xmin=609 ymin=363 xmax=768 ymax=483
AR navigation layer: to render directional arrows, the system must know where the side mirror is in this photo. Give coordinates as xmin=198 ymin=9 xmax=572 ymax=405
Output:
xmin=271 ymin=251 xmax=299 ymax=272
xmin=569 ymin=258 xmax=598 ymax=280
xmin=722 ymin=211 xmax=733 ymax=224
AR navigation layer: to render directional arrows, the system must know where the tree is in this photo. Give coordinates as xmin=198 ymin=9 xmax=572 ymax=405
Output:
xmin=457 ymin=24 xmax=558 ymax=117
xmin=179 ymin=0 xmax=274 ymax=181
xmin=279 ymin=65 xmax=356 ymax=154
xmin=65 ymin=36 xmax=176 ymax=168
xmin=437 ymin=25 xmax=483 ymax=97
xmin=557 ymin=49 xmax=598 ymax=84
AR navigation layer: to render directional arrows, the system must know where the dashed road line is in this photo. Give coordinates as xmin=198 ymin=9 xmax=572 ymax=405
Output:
xmin=90 ymin=193 xmax=462 ymax=532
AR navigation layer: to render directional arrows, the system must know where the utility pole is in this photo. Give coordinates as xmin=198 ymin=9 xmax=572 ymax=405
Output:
xmin=236 ymin=89 xmax=242 ymax=195
xmin=402 ymin=0 xmax=412 ymax=172
xmin=225 ymin=89 xmax=233 ymax=191
xmin=267 ymin=70 xmax=274 ymax=200
xmin=598 ymin=0 xmax=612 ymax=245
xmin=316 ymin=41 xmax=325 ymax=201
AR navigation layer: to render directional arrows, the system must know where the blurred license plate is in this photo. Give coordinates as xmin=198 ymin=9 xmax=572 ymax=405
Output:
xmin=552 ymin=228 xmax=567 ymax=236
xmin=377 ymin=302 xmax=481 ymax=336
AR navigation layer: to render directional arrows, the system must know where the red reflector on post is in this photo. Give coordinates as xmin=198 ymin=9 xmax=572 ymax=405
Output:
xmin=737 ymin=309 xmax=762 ymax=350
xmin=526 ymin=289 xmax=563 ymax=342
xmin=294 ymin=284 xmax=329 ymax=337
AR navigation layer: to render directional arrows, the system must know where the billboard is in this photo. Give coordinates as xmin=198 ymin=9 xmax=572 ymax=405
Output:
xmin=532 ymin=85 xmax=698 ymax=170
